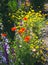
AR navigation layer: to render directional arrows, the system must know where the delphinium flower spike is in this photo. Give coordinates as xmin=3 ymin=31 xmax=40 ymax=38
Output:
xmin=3 ymin=37 xmax=10 ymax=65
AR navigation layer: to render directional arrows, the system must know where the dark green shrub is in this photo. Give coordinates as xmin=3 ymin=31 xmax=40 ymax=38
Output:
xmin=30 ymin=0 xmax=45 ymax=11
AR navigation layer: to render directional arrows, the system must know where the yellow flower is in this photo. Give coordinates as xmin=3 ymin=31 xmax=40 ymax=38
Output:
xmin=46 ymin=48 xmax=48 ymax=51
xmin=46 ymin=22 xmax=48 ymax=25
xmin=28 ymin=11 xmax=31 ymax=14
xmin=42 ymin=39 xmax=44 ymax=42
xmin=36 ymin=12 xmax=39 ymax=15
xmin=29 ymin=18 xmax=32 ymax=22
xmin=31 ymin=10 xmax=34 ymax=12
xmin=32 ymin=33 xmax=36 ymax=36
xmin=39 ymin=11 xmax=42 ymax=13
xmin=11 ymin=15 xmax=15 ymax=18
xmin=41 ymin=56 xmax=46 ymax=61
xmin=40 ymin=50 xmax=43 ymax=54
xmin=39 ymin=14 xmax=42 ymax=17
xmin=45 ymin=14 xmax=47 ymax=16
xmin=31 ymin=24 xmax=33 ymax=27
xmin=36 ymin=46 xmax=39 ymax=49
xmin=25 ymin=15 xmax=29 ymax=18
xmin=30 ymin=44 xmax=34 ymax=49
xmin=35 ymin=36 xmax=38 ymax=39
xmin=21 ymin=15 xmax=24 ymax=17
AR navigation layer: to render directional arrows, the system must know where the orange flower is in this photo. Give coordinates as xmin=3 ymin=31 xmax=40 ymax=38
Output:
xmin=18 ymin=28 xmax=26 ymax=34
xmin=1 ymin=33 xmax=7 ymax=37
xmin=24 ymin=36 xmax=30 ymax=42
xmin=11 ymin=27 xmax=16 ymax=31
xmin=23 ymin=17 xmax=28 ymax=20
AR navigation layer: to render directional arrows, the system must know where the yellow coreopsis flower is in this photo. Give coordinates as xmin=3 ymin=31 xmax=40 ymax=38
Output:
xmin=40 ymin=50 xmax=43 ymax=54
xmin=41 ymin=56 xmax=46 ymax=61
xmin=11 ymin=15 xmax=15 ymax=18
xmin=39 ymin=13 xmax=42 ymax=17
xmin=46 ymin=22 xmax=48 ymax=25
xmin=25 ymin=15 xmax=29 ymax=18
xmin=31 ymin=10 xmax=34 ymax=12
xmin=36 ymin=46 xmax=39 ymax=49
xmin=32 ymin=33 xmax=36 ymax=37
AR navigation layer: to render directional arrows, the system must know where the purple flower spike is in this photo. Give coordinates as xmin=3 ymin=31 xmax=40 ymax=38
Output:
xmin=3 ymin=37 xmax=10 ymax=65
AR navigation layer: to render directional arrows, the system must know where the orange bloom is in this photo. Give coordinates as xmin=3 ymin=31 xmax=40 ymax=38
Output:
xmin=1 ymin=33 xmax=7 ymax=37
xmin=23 ymin=17 xmax=28 ymax=20
xmin=24 ymin=36 xmax=30 ymax=42
xmin=18 ymin=28 xmax=26 ymax=34
xmin=11 ymin=27 xmax=16 ymax=31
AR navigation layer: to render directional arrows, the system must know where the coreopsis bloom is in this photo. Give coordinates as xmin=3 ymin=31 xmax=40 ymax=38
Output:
xmin=11 ymin=27 xmax=16 ymax=31
xmin=1 ymin=33 xmax=7 ymax=37
xmin=23 ymin=17 xmax=28 ymax=20
xmin=24 ymin=36 xmax=30 ymax=42
xmin=46 ymin=22 xmax=48 ymax=25
xmin=18 ymin=28 xmax=26 ymax=34
xmin=11 ymin=15 xmax=15 ymax=18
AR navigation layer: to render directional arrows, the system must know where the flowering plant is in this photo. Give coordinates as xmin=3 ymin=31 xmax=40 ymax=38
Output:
xmin=8 ymin=10 xmax=47 ymax=65
xmin=0 ymin=9 xmax=48 ymax=65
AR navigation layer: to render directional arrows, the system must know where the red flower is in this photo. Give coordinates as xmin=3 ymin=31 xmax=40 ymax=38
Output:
xmin=23 ymin=17 xmax=28 ymax=20
xmin=24 ymin=36 xmax=30 ymax=42
xmin=11 ymin=27 xmax=16 ymax=31
xmin=18 ymin=28 xmax=26 ymax=34
xmin=1 ymin=33 xmax=7 ymax=37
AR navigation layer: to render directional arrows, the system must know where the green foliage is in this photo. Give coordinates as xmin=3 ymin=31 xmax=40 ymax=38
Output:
xmin=8 ymin=0 xmax=18 ymax=12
